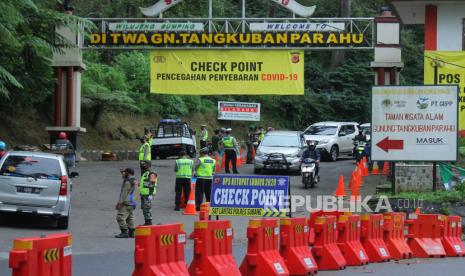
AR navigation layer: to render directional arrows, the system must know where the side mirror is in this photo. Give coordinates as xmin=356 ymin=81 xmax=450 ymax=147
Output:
xmin=69 ymin=172 xmax=79 ymax=178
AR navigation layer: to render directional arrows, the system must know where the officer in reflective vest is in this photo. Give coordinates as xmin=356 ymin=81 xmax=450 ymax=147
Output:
xmin=139 ymin=136 xmax=152 ymax=176
xmin=139 ymin=161 xmax=157 ymax=225
xmin=195 ymin=147 xmax=216 ymax=210
xmin=174 ymin=150 xmax=194 ymax=211
xmin=221 ymin=128 xmax=239 ymax=174
xmin=199 ymin=125 xmax=208 ymax=149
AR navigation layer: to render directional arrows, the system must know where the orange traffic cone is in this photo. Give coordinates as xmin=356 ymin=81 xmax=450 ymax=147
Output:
xmin=350 ymin=180 xmax=361 ymax=201
xmin=361 ymin=157 xmax=369 ymax=177
xmin=356 ymin=166 xmax=363 ymax=187
xmin=371 ymin=162 xmax=381 ymax=175
xmin=183 ymin=179 xmax=197 ymax=215
xmin=382 ymin=162 xmax=390 ymax=175
xmin=348 ymin=171 xmax=356 ymax=190
xmin=214 ymin=154 xmax=221 ymax=173
xmin=221 ymin=154 xmax=225 ymax=170
xmin=334 ymin=175 xmax=346 ymax=197
xmin=236 ymin=150 xmax=243 ymax=167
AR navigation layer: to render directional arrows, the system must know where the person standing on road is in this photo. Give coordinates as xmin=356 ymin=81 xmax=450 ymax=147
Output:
xmin=53 ymin=132 xmax=75 ymax=167
xmin=195 ymin=147 xmax=216 ymax=211
xmin=115 ymin=168 xmax=137 ymax=238
xmin=0 ymin=141 xmax=6 ymax=159
xmin=144 ymin=127 xmax=154 ymax=146
xmin=199 ymin=125 xmax=208 ymax=149
xmin=246 ymin=126 xmax=256 ymax=164
xmin=174 ymin=151 xmax=194 ymax=211
xmin=257 ymin=126 xmax=265 ymax=145
xmin=139 ymin=161 xmax=157 ymax=225
xmin=138 ymin=136 xmax=151 ymax=176
xmin=211 ymin=129 xmax=221 ymax=159
xmin=221 ymin=128 xmax=239 ymax=174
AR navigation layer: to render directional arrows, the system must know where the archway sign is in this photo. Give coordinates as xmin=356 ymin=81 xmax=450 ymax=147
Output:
xmin=82 ymin=0 xmax=375 ymax=95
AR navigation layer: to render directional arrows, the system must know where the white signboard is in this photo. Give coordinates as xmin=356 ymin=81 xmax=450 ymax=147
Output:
xmin=371 ymin=86 xmax=458 ymax=161
xmin=249 ymin=22 xmax=345 ymax=32
xmin=218 ymin=101 xmax=260 ymax=121
xmin=108 ymin=22 xmax=204 ymax=32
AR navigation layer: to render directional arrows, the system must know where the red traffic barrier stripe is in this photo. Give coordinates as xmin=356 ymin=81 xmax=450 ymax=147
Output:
xmin=310 ymin=215 xmax=346 ymax=270
xmin=9 ymin=233 xmax=72 ymax=276
xmin=133 ymin=223 xmax=188 ymax=276
xmin=440 ymin=216 xmax=465 ymax=257
xmin=383 ymin=212 xmax=412 ymax=260
xmin=360 ymin=214 xmax=391 ymax=262
xmin=240 ymin=219 xmax=290 ymax=276
xmin=279 ymin=218 xmax=318 ymax=275
xmin=189 ymin=220 xmax=240 ymax=276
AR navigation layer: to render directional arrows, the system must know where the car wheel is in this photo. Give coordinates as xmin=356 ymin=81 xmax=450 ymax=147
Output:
xmin=329 ymin=145 xmax=338 ymax=162
xmin=188 ymin=146 xmax=196 ymax=158
xmin=57 ymin=216 xmax=69 ymax=229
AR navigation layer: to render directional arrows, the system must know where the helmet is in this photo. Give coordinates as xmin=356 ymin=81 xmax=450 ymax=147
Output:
xmin=307 ymin=140 xmax=317 ymax=147
xmin=58 ymin=132 xmax=67 ymax=139
xmin=200 ymin=147 xmax=209 ymax=154
xmin=0 ymin=141 xmax=5 ymax=150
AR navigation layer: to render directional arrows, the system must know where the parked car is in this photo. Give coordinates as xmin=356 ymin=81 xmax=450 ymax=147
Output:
xmin=303 ymin=122 xmax=359 ymax=161
xmin=149 ymin=119 xmax=197 ymax=159
xmin=0 ymin=151 xmax=78 ymax=229
xmin=359 ymin=123 xmax=371 ymax=141
xmin=254 ymin=131 xmax=305 ymax=174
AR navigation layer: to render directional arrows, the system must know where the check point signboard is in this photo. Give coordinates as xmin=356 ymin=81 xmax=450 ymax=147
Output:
xmin=209 ymin=174 xmax=289 ymax=217
xmin=371 ymin=86 xmax=458 ymax=161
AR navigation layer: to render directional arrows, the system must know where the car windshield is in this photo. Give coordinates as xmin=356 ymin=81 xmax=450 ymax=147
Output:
xmin=0 ymin=156 xmax=61 ymax=179
xmin=260 ymin=135 xmax=300 ymax=147
xmin=305 ymin=126 xmax=337 ymax=135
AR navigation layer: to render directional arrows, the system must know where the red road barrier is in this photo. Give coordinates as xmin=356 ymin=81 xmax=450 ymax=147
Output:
xmin=360 ymin=214 xmax=391 ymax=262
xmin=189 ymin=220 xmax=240 ymax=276
xmin=440 ymin=216 xmax=465 ymax=257
xmin=310 ymin=215 xmax=346 ymax=270
xmin=240 ymin=219 xmax=290 ymax=276
xmin=133 ymin=223 xmax=188 ymax=276
xmin=383 ymin=212 xmax=412 ymax=260
xmin=199 ymin=202 xmax=210 ymax=221
xmin=336 ymin=214 xmax=369 ymax=266
xmin=279 ymin=218 xmax=318 ymax=275
xmin=9 ymin=233 xmax=72 ymax=276
xmin=406 ymin=214 xmax=446 ymax=258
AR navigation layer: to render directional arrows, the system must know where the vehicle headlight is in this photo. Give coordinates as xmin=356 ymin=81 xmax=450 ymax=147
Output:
xmin=301 ymin=167 xmax=311 ymax=172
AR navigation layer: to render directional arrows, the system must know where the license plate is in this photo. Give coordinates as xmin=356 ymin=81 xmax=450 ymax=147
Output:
xmin=17 ymin=187 xmax=41 ymax=194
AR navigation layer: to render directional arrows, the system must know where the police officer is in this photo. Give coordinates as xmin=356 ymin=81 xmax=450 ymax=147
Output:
xmin=115 ymin=168 xmax=137 ymax=238
xmin=139 ymin=161 xmax=157 ymax=225
xmin=139 ymin=136 xmax=151 ymax=176
xmin=221 ymin=128 xmax=239 ymax=174
xmin=246 ymin=126 xmax=257 ymax=164
xmin=199 ymin=125 xmax=208 ymax=149
xmin=257 ymin=126 xmax=265 ymax=144
xmin=174 ymin=150 xmax=194 ymax=211
xmin=195 ymin=147 xmax=216 ymax=211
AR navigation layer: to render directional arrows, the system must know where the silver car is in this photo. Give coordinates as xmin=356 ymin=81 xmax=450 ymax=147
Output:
xmin=254 ymin=131 xmax=305 ymax=174
xmin=0 ymin=151 xmax=77 ymax=229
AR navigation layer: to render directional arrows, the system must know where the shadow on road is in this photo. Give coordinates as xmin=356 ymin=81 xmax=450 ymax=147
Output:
xmin=0 ymin=213 xmax=59 ymax=230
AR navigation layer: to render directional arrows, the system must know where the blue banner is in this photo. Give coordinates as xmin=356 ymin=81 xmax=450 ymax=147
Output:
xmin=209 ymin=174 xmax=290 ymax=217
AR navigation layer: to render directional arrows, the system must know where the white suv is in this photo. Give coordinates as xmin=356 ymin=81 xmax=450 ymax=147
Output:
xmin=303 ymin=122 xmax=359 ymax=161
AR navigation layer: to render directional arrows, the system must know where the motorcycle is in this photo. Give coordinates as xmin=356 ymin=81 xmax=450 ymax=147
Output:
xmin=353 ymin=140 xmax=370 ymax=163
xmin=301 ymin=158 xmax=318 ymax=189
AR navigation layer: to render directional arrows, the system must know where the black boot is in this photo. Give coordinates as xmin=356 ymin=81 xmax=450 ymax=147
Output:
xmin=115 ymin=229 xmax=129 ymax=238
xmin=144 ymin=219 xmax=152 ymax=226
xmin=128 ymin=228 xmax=135 ymax=238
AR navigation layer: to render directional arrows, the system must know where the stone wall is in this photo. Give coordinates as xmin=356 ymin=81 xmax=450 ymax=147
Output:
xmin=395 ymin=163 xmax=441 ymax=192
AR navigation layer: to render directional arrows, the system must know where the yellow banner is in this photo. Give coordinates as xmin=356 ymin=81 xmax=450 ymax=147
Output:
xmin=150 ymin=50 xmax=304 ymax=95
xmin=424 ymin=51 xmax=465 ymax=134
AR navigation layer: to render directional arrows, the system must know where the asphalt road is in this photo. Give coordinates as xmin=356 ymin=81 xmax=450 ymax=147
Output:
xmin=0 ymin=158 xmax=464 ymax=275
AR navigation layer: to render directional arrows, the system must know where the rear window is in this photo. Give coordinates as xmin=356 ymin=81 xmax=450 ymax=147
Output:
xmin=0 ymin=155 xmax=62 ymax=180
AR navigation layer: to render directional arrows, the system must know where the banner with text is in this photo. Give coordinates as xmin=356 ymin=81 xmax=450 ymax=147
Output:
xmin=150 ymin=50 xmax=304 ymax=95
xmin=209 ymin=174 xmax=289 ymax=217
xmin=424 ymin=51 xmax=465 ymax=136
xmin=218 ymin=101 xmax=260 ymax=121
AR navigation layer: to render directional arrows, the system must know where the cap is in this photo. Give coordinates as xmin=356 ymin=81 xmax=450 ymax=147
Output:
xmin=201 ymin=124 xmax=207 ymax=127
xmin=226 ymin=128 xmax=232 ymax=132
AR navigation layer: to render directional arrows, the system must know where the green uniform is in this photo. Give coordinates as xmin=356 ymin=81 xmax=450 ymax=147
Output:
xmin=175 ymin=158 xmax=194 ymax=209
xmin=175 ymin=159 xmax=194 ymax=178
xmin=195 ymin=156 xmax=216 ymax=209
xmin=116 ymin=176 xmax=137 ymax=231
xmin=139 ymin=171 xmax=157 ymax=222
xmin=196 ymin=156 xmax=216 ymax=179
xmin=139 ymin=142 xmax=151 ymax=161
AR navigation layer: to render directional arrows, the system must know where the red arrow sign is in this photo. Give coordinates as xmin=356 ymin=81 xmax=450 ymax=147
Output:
xmin=376 ymin=137 xmax=404 ymax=153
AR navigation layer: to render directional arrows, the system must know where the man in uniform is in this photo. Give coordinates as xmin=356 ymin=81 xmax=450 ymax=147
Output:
xmin=115 ymin=168 xmax=137 ymax=238
xmin=195 ymin=147 xmax=216 ymax=211
xmin=139 ymin=136 xmax=151 ymax=176
xmin=246 ymin=125 xmax=257 ymax=164
xmin=257 ymin=126 xmax=266 ymax=145
xmin=139 ymin=161 xmax=157 ymax=225
xmin=221 ymin=128 xmax=239 ymax=174
xmin=211 ymin=129 xmax=221 ymax=159
xmin=199 ymin=125 xmax=208 ymax=149
xmin=174 ymin=150 xmax=194 ymax=211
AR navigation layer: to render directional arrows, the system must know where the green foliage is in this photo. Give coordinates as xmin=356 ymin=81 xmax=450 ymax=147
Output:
xmin=387 ymin=190 xmax=465 ymax=204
